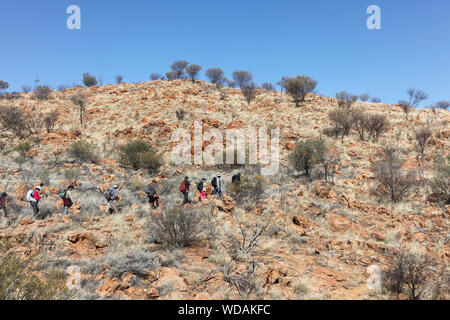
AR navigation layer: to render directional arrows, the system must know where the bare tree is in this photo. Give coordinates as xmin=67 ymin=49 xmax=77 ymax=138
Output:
xmin=226 ymin=79 xmax=237 ymax=88
xmin=241 ymin=82 xmax=258 ymax=105
xmin=383 ymin=249 xmax=442 ymax=300
xmin=44 ymin=112 xmax=58 ymax=133
xmin=371 ymin=97 xmax=382 ymax=103
xmin=281 ymin=75 xmax=317 ymax=107
xmin=115 ymin=75 xmax=124 ymax=84
xmin=170 ymin=60 xmax=189 ymax=80
xmin=261 ymin=82 xmax=275 ymax=91
xmin=205 ymin=68 xmax=225 ymax=86
xmin=232 ymin=70 xmax=253 ymax=88
xmin=407 ymin=88 xmax=428 ymax=108
xmin=222 ymin=212 xmax=272 ymax=259
xmin=150 ymin=73 xmax=162 ymax=81
xmin=367 ymin=114 xmax=389 ymax=142
xmin=359 ymin=93 xmax=371 ymax=102
xmin=336 ymin=91 xmax=358 ymax=108
xmin=434 ymin=100 xmax=450 ymax=110
xmin=372 ymin=148 xmax=417 ymax=203
xmin=414 ymin=127 xmax=432 ymax=158
xmin=327 ymin=109 xmax=354 ymax=140
xmin=70 ymin=94 xmax=87 ymax=126
xmin=186 ymin=64 xmax=202 ymax=82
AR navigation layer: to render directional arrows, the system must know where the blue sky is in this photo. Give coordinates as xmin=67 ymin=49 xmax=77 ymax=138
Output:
xmin=1 ymin=0 xmax=449 ymax=105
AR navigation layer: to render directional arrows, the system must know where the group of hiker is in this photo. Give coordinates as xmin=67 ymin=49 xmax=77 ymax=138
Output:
xmin=0 ymin=172 xmax=243 ymax=220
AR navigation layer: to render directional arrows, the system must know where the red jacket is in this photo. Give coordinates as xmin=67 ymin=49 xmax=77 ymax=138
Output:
xmin=0 ymin=197 xmax=5 ymax=208
xmin=33 ymin=190 xmax=42 ymax=201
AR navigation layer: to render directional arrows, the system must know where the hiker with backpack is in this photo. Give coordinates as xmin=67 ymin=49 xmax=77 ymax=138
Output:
xmin=145 ymin=179 xmax=159 ymax=209
xmin=197 ymin=178 xmax=207 ymax=202
xmin=211 ymin=174 xmax=224 ymax=198
xmin=232 ymin=173 xmax=241 ymax=184
xmin=0 ymin=192 xmax=7 ymax=218
xmin=60 ymin=185 xmax=74 ymax=216
xmin=180 ymin=177 xmax=191 ymax=206
xmin=105 ymin=184 xmax=120 ymax=214
xmin=27 ymin=186 xmax=43 ymax=217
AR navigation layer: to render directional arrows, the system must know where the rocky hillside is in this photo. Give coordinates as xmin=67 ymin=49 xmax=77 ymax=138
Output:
xmin=0 ymin=80 xmax=448 ymax=300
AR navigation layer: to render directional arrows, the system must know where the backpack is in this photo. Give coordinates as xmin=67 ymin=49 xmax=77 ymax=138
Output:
xmin=180 ymin=181 xmax=186 ymax=193
xmin=211 ymin=177 xmax=218 ymax=188
xmin=197 ymin=181 xmax=203 ymax=192
xmin=26 ymin=190 xmax=34 ymax=202
xmin=59 ymin=189 xmax=67 ymax=199
xmin=105 ymin=189 xmax=114 ymax=200
xmin=145 ymin=185 xmax=151 ymax=195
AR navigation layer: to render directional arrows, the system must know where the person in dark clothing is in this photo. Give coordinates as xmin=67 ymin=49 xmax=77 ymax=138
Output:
xmin=145 ymin=180 xmax=159 ymax=209
xmin=0 ymin=192 xmax=7 ymax=218
xmin=180 ymin=177 xmax=191 ymax=206
xmin=232 ymin=173 xmax=241 ymax=184
xmin=62 ymin=185 xmax=74 ymax=216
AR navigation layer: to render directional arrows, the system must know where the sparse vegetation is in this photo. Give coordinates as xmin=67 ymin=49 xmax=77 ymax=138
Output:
xmin=70 ymin=94 xmax=87 ymax=125
xmin=0 ymin=105 xmax=29 ymax=138
xmin=281 ymin=75 xmax=317 ymax=107
xmin=289 ymin=138 xmax=326 ymax=179
xmin=147 ymin=204 xmax=204 ymax=248
xmin=372 ymin=148 xmax=417 ymax=203
xmin=82 ymin=73 xmax=98 ymax=87
xmin=232 ymin=71 xmax=253 ymax=89
xmin=33 ymin=85 xmax=52 ymax=101
xmin=383 ymin=248 xmax=442 ymax=300
xmin=170 ymin=60 xmax=189 ymax=80
xmin=205 ymin=68 xmax=225 ymax=86
xmin=118 ymin=139 xmax=162 ymax=172
xmin=434 ymin=100 xmax=449 ymax=110
xmin=115 ymin=75 xmax=124 ymax=84
xmin=428 ymin=156 xmax=450 ymax=206
xmin=336 ymin=91 xmax=358 ymax=108
xmin=413 ymin=127 xmax=432 ymax=158
xmin=327 ymin=108 xmax=354 ymax=140
xmin=241 ymin=82 xmax=257 ymax=105
xmin=186 ymin=64 xmax=202 ymax=82
xmin=68 ymin=140 xmax=99 ymax=163
xmin=0 ymin=239 xmax=72 ymax=300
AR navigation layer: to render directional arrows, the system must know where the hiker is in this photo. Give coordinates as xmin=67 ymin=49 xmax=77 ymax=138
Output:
xmin=145 ymin=179 xmax=159 ymax=209
xmin=197 ymin=178 xmax=207 ymax=202
xmin=232 ymin=173 xmax=241 ymax=184
xmin=211 ymin=174 xmax=224 ymax=198
xmin=27 ymin=186 xmax=43 ymax=217
xmin=180 ymin=176 xmax=191 ymax=206
xmin=0 ymin=192 xmax=7 ymax=218
xmin=60 ymin=185 xmax=74 ymax=216
xmin=105 ymin=184 xmax=120 ymax=214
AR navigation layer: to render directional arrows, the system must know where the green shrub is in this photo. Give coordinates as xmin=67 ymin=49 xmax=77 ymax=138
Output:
xmin=118 ymin=139 xmax=162 ymax=172
xmin=289 ymin=138 xmax=326 ymax=178
xmin=33 ymin=85 xmax=52 ymax=101
xmin=281 ymin=75 xmax=317 ymax=107
xmin=82 ymin=73 xmax=98 ymax=87
xmin=0 ymin=239 xmax=72 ymax=300
xmin=429 ymin=156 xmax=450 ymax=205
xmin=68 ymin=141 xmax=99 ymax=163
xmin=14 ymin=141 xmax=32 ymax=157
xmin=0 ymin=105 xmax=29 ymax=138
xmin=228 ymin=175 xmax=264 ymax=205
xmin=147 ymin=204 xmax=203 ymax=248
